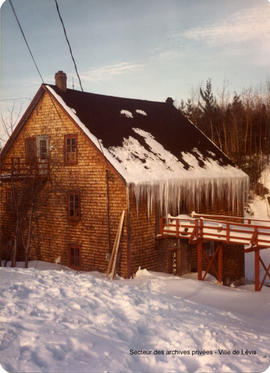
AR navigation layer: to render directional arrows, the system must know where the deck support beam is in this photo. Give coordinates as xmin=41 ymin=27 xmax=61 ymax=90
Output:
xmin=197 ymin=240 xmax=203 ymax=281
xmin=253 ymin=247 xmax=270 ymax=291
xmin=217 ymin=243 xmax=223 ymax=284
xmin=255 ymin=247 xmax=260 ymax=291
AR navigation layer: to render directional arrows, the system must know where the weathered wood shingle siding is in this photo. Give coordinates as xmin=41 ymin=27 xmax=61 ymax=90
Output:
xmin=127 ymin=193 xmax=160 ymax=275
xmin=0 ymin=91 xmax=129 ymax=276
xmin=0 ymin=86 xmax=245 ymax=282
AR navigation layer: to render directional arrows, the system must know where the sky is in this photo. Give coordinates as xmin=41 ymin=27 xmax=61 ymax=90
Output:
xmin=0 ymin=0 xmax=270 ymax=138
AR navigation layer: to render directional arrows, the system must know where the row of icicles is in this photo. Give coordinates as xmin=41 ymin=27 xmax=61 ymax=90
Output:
xmin=129 ymin=176 xmax=250 ymax=217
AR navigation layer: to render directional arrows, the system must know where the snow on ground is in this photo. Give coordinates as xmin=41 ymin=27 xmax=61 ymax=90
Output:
xmin=0 ymin=262 xmax=269 ymax=373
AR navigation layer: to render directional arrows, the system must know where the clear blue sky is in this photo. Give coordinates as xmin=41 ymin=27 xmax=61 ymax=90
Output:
xmin=1 ymin=0 xmax=270 ymax=124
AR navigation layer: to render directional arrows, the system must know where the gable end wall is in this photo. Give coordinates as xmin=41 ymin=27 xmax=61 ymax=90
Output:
xmin=0 ymin=91 xmax=129 ymax=276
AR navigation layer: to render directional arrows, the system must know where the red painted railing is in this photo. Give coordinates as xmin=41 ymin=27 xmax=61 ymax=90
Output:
xmin=159 ymin=214 xmax=270 ymax=249
xmin=160 ymin=212 xmax=270 ymax=290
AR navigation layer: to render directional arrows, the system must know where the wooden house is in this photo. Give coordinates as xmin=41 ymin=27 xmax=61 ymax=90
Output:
xmin=0 ymin=71 xmax=249 ymax=283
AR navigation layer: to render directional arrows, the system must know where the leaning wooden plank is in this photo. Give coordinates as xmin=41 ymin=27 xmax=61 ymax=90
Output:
xmin=106 ymin=215 xmax=123 ymax=276
xmin=106 ymin=233 xmax=118 ymax=277
xmin=106 ymin=210 xmax=125 ymax=277
xmin=110 ymin=210 xmax=125 ymax=279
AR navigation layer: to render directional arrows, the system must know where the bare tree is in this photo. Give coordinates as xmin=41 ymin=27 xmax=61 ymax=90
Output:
xmin=0 ymin=102 xmax=22 ymax=147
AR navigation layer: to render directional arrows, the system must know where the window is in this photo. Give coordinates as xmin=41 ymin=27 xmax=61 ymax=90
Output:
xmin=40 ymin=140 xmax=47 ymax=160
xmin=25 ymin=137 xmax=36 ymax=164
xmin=39 ymin=139 xmax=48 ymax=160
xmin=64 ymin=135 xmax=78 ymax=164
xmin=36 ymin=135 xmax=49 ymax=161
xmin=68 ymin=191 xmax=80 ymax=220
xmin=11 ymin=157 xmax=20 ymax=174
xmin=6 ymin=190 xmax=14 ymax=212
xmin=69 ymin=246 xmax=80 ymax=267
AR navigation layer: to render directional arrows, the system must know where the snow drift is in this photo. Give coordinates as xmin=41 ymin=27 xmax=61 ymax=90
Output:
xmin=0 ymin=263 xmax=269 ymax=373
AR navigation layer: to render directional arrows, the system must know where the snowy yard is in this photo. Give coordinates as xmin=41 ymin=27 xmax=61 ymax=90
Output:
xmin=0 ymin=262 xmax=269 ymax=373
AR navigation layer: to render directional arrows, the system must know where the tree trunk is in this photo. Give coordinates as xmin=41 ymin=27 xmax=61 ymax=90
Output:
xmin=11 ymin=220 xmax=19 ymax=267
xmin=24 ymin=207 xmax=34 ymax=268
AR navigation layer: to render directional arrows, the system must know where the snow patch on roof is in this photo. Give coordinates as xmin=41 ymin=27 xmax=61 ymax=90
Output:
xmin=136 ymin=109 xmax=147 ymax=116
xmin=120 ymin=109 xmax=133 ymax=118
xmin=108 ymin=127 xmax=247 ymax=183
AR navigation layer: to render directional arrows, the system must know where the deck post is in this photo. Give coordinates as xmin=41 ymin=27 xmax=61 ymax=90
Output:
xmin=218 ymin=243 xmax=223 ymax=284
xmin=159 ymin=217 xmax=163 ymax=236
xmin=176 ymin=219 xmax=179 ymax=238
xmin=254 ymin=247 xmax=260 ymax=291
xmin=197 ymin=240 xmax=203 ymax=281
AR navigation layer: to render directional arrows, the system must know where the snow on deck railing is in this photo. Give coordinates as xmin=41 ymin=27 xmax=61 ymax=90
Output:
xmin=191 ymin=211 xmax=270 ymax=227
xmin=159 ymin=214 xmax=270 ymax=249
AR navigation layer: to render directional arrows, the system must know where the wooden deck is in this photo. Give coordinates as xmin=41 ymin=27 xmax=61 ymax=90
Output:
xmin=0 ymin=159 xmax=50 ymax=181
xmin=159 ymin=213 xmax=270 ymax=291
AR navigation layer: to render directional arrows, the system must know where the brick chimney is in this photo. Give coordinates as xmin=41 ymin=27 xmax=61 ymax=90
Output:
xmin=55 ymin=71 xmax=67 ymax=92
xmin=166 ymin=97 xmax=174 ymax=105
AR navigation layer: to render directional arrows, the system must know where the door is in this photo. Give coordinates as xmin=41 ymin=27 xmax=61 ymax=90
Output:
xmin=36 ymin=135 xmax=50 ymax=174
xmin=167 ymin=241 xmax=191 ymax=276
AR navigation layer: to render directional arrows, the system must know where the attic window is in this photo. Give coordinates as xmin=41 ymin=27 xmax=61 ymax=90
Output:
xmin=120 ymin=109 xmax=133 ymax=118
xmin=64 ymin=134 xmax=78 ymax=164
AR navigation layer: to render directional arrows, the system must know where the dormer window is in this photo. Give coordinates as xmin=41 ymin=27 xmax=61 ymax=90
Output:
xmin=64 ymin=134 xmax=78 ymax=164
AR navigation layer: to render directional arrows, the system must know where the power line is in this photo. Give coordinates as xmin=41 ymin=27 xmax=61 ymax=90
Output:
xmin=54 ymin=0 xmax=84 ymax=92
xmin=8 ymin=0 xmax=64 ymax=124
xmin=7 ymin=0 xmax=73 ymax=135
xmin=8 ymin=0 xmax=44 ymax=83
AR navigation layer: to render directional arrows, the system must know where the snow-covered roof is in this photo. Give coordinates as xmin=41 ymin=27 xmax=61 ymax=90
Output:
xmin=46 ymin=85 xmax=246 ymax=182
xmin=46 ymin=85 xmax=249 ymax=214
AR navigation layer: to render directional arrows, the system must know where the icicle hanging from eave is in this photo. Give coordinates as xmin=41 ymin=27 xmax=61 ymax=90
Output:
xmin=129 ymin=174 xmax=249 ymax=218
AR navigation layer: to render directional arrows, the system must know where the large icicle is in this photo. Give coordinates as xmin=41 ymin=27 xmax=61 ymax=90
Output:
xmin=130 ymin=175 xmax=249 ymax=217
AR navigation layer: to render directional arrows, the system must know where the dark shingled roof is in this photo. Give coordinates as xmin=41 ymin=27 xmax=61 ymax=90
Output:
xmin=47 ymin=84 xmax=232 ymax=169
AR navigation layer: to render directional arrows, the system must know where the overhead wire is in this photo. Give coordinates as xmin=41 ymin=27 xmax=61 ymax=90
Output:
xmin=8 ymin=0 xmax=68 ymax=126
xmin=53 ymin=0 xmax=105 ymax=153
xmin=8 ymin=0 xmax=45 ymax=84
xmin=8 ymin=0 xmax=98 ymax=156
xmin=54 ymin=0 xmax=84 ymax=92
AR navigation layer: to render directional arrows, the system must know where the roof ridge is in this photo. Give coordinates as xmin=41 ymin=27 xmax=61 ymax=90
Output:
xmin=45 ymin=83 xmax=166 ymax=105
